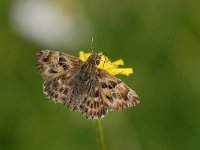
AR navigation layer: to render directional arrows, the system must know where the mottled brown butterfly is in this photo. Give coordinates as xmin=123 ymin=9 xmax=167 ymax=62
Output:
xmin=37 ymin=50 xmax=139 ymax=119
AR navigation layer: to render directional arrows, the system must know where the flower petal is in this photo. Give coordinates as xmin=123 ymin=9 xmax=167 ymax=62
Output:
xmin=79 ymin=51 xmax=134 ymax=76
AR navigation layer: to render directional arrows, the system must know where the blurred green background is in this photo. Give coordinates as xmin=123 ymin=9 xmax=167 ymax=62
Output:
xmin=1 ymin=0 xmax=200 ymax=150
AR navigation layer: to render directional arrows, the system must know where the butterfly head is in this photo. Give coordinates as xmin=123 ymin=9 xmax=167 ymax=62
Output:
xmin=88 ymin=53 xmax=101 ymax=66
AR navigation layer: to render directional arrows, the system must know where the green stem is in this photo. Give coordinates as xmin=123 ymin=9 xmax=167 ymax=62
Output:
xmin=96 ymin=119 xmax=106 ymax=150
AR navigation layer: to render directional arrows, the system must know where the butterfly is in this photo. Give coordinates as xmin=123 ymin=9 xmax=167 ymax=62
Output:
xmin=37 ymin=50 xmax=139 ymax=119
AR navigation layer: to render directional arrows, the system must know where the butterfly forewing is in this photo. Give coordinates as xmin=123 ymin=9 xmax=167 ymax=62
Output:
xmin=37 ymin=50 xmax=82 ymax=80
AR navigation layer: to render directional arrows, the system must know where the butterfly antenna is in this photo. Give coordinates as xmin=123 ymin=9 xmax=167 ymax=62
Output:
xmin=103 ymin=56 xmax=106 ymax=68
xmin=100 ymin=52 xmax=107 ymax=68
xmin=91 ymin=37 xmax=94 ymax=53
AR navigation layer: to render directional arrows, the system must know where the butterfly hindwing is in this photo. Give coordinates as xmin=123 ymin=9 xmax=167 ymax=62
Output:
xmin=96 ymin=69 xmax=140 ymax=111
xmin=79 ymin=85 xmax=108 ymax=119
xmin=43 ymin=74 xmax=74 ymax=104
xmin=80 ymin=97 xmax=108 ymax=119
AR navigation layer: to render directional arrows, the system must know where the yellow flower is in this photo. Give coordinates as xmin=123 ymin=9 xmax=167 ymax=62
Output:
xmin=79 ymin=51 xmax=133 ymax=76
